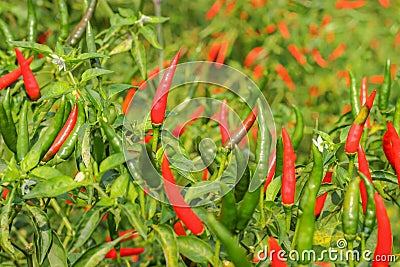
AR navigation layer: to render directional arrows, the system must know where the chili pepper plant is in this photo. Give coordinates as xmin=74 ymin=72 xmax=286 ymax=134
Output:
xmin=0 ymin=0 xmax=399 ymax=266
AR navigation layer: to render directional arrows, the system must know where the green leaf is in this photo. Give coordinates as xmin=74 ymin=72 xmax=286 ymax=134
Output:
xmin=69 ymin=209 xmax=102 ymax=253
xmin=65 ymin=53 xmax=108 ymax=63
xmin=118 ymin=8 xmax=136 ymax=18
xmin=110 ymin=38 xmax=133 ymax=56
xmin=40 ymin=81 xmax=71 ymax=101
xmin=99 ymin=153 xmax=129 ymax=173
xmin=72 ymin=232 xmax=133 ymax=267
xmin=139 ymin=26 xmax=162 ymax=49
xmin=47 ymin=231 xmax=68 ymax=267
xmin=26 ymin=205 xmax=52 ymax=264
xmin=110 ymin=173 xmax=129 ymax=198
xmin=9 ymin=41 xmax=53 ymax=55
xmin=371 ymin=170 xmax=398 ymax=184
xmin=0 ymin=188 xmax=15 ymax=254
xmin=30 ymin=166 xmax=65 ymax=180
xmin=23 ymin=176 xmax=80 ymax=199
xmin=153 ymin=225 xmax=179 ymax=267
xmin=131 ymin=36 xmax=146 ymax=80
xmin=108 ymin=83 xmax=134 ymax=99
xmin=121 ymin=202 xmax=147 ymax=239
xmin=177 ymin=236 xmax=216 ymax=265
xmin=145 ymin=16 xmax=169 ymax=24
xmin=265 ymin=176 xmax=281 ymax=202
xmin=81 ymin=69 xmax=114 ymax=83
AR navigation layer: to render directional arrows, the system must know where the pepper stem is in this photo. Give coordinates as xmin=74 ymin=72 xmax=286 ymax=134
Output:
xmin=152 ymin=125 xmax=160 ymax=153
xmin=214 ymin=240 xmax=221 ymax=265
xmin=216 ymin=149 xmax=228 ymax=179
xmin=347 ymin=241 xmax=355 ymax=267
xmin=360 ymin=233 xmax=366 ymax=262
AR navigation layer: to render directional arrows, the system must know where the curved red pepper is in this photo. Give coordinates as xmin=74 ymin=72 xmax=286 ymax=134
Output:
xmin=105 ymin=247 xmax=145 ymax=258
xmin=244 ymin=46 xmax=264 ymax=68
xmin=219 ymin=98 xmax=229 ymax=144
xmin=281 ymin=126 xmax=296 ymax=206
xmin=161 ymin=155 xmax=204 ymax=235
xmin=14 ymin=48 xmax=41 ymax=100
xmin=216 ymin=40 xmax=229 ymax=65
xmin=264 ymin=149 xmax=276 ymax=192
xmin=383 ymin=125 xmax=396 ymax=169
xmin=208 ymin=42 xmax=221 ymax=62
xmin=122 ymin=88 xmax=137 ymax=115
xmin=345 ymin=90 xmax=376 ymax=154
xmin=0 ymin=56 xmax=34 ymax=90
xmin=150 ymin=52 xmax=180 ymax=125
xmin=372 ymin=193 xmax=392 ymax=267
xmin=386 ymin=121 xmax=400 ymax=187
xmin=268 ymin=237 xmax=288 ymax=267
xmin=357 ymin=145 xmax=373 ymax=213
xmin=314 ymin=171 xmax=332 ymax=216
xmin=42 ymin=104 xmax=78 ymax=162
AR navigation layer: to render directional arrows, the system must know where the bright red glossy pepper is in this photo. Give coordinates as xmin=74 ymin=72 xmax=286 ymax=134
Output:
xmin=268 ymin=237 xmax=288 ymax=267
xmin=345 ymin=90 xmax=376 ymax=154
xmin=281 ymin=126 xmax=296 ymax=206
xmin=122 ymin=88 xmax=137 ymax=115
xmin=14 ymin=48 xmax=41 ymax=100
xmin=42 ymin=104 xmax=78 ymax=162
xmin=357 ymin=145 xmax=373 ymax=213
xmin=382 ymin=126 xmax=396 ymax=169
xmin=173 ymin=221 xmax=187 ymax=236
xmin=0 ymin=56 xmax=34 ymax=90
xmin=150 ymin=52 xmax=180 ymax=125
xmin=314 ymin=171 xmax=332 ymax=216
xmin=372 ymin=193 xmax=392 ymax=267
xmin=161 ymin=155 xmax=204 ymax=235
xmin=219 ymin=98 xmax=229 ymax=144
xmin=386 ymin=121 xmax=400 ymax=186
xmin=288 ymin=44 xmax=307 ymax=66
xmin=105 ymin=248 xmax=145 ymax=258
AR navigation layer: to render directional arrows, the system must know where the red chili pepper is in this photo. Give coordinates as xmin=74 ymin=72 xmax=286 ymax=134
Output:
xmin=288 ymin=44 xmax=307 ymax=66
xmin=219 ymin=98 xmax=229 ymax=144
xmin=320 ymin=14 xmax=332 ymax=28
xmin=378 ymin=0 xmax=390 ymax=8
xmin=244 ymin=46 xmax=264 ymax=68
xmin=314 ymin=171 xmax=333 ymax=216
xmin=359 ymin=76 xmax=372 ymax=127
xmin=265 ymin=24 xmax=276 ymax=34
xmin=42 ymin=104 xmax=78 ymax=162
xmin=150 ymin=52 xmax=180 ymax=125
xmin=225 ymin=0 xmax=235 ymax=14
xmin=208 ymin=42 xmax=221 ymax=62
xmin=205 ymin=0 xmax=224 ymax=20
xmin=0 ymin=56 xmax=34 ymax=90
xmin=105 ymin=229 xmax=138 ymax=242
xmin=357 ymin=145 xmax=373 ymax=213
xmin=173 ymin=221 xmax=187 ymax=236
xmin=250 ymin=0 xmax=266 ymax=7
xmin=264 ymin=150 xmax=276 ymax=192
xmin=122 ymin=88 xmax=137 ymax=115
xmin=268 ymin=237 xmax=288 ymax=267
xmin=372 ymin=193 xmax=392 ymax=267
xmin=1 ymin=188 xmax=9 ymax=200
xmin=252 ymin=64 xmax=264 ymax=80
xmin=386 ymin=121 xmax=400 ymax=187
xmin=216 ymin=40 xmax=229 ymax=65
xmin=336 ymin=0 xmax=366 ymax=9
xmin=277 ymin=21 xmax=290 ymax=39
xmin=383 ymin=122 xmax=396 ymax=169
xmin=311 ymin=48 xmax=327 ymax=68
xmin=309 ymin=24 xmax=319 ymax=36
xmin=369 ymin=75 xmax=384 ymax=84
xmin=14 ymin=48 xmax=41 ymax=100
xmin=105 ymin=248 xmax=145 ymax=258
xmin=345 ymin=90 xmax=376 ymax=154
xmin=328 ymin=43 xmax=346 ymax=62
xmin=281 ymin=126 xmax=296 ymax=206
xmin=202 ymin=168 xmax=208 ymax=180
xmin=161 ymin=155 xmax=204 ymax=235
xmin=276 ymin=64 xmax=295 ymax=90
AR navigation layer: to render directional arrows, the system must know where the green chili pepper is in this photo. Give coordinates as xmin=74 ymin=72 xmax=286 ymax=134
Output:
xmin=275 ymin=137 xmax=283 ymax=177
xmin=57 ymin=0 xmax=69 ymax=42
xmin=291 ymin=105 xmax=304 ymax=150
xmin=27 ymin=0 xmax=37 ymax=43
xmin=294 ymin=144 xmax=323 ymax=264
xmin=378 ymin=59 xmax=391 ymax=111
xmin=21 ymin=97 xmax=66 ymax=172
xmin=218 ymin=183 xmax=237 ymax=233
xmin=235 ymin=186 xmax=261 ymax=231
xmin=92 ymin=128 xmax=105 ymax=163
xmin=17 ymin=101 xmax=29 ymax=161
xmin=359 ymin=173 xmax=376 ymax=243
xmin=349 ymin=71 xmax=360 ymax=119
xmin=342 ymin=176 xmax=360 ymax=267
xmin=393 ymin=97 xmax=400 ymax=133
xmin=100 ymin=117 xmax=123 ymax=153
xmin=234 ymin=159 xmax=250 ymax=203
xmin=0 ymin=90 xmax=17 ymax=153
xmin=86 ymin=20 xmax=101 ymax=69
xmin=0 ymin=18 xmax=14 ymax=45
xmin=57 ymin=101 xmax=85 ymax=160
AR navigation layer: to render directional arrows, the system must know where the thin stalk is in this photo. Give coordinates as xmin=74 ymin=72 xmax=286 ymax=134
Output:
xmin=153 ymin=0 xmax=163 ymax=68
xmin=347 ymin=241 xmax=355 ymax=267
xmin=152 ymin=125 xmax=160 ymax=153
xmin=214 ymin=240 xmax=221 ymax=265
